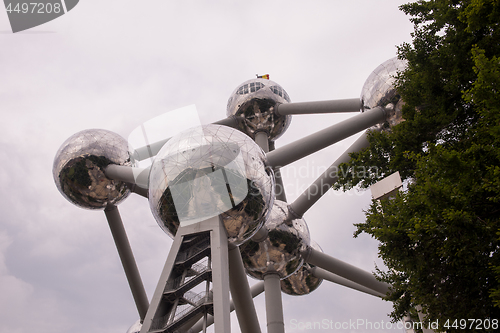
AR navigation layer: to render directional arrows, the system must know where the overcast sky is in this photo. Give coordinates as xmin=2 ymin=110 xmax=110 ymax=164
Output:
xmin=0 ymin=1 xmax=415 ymax=332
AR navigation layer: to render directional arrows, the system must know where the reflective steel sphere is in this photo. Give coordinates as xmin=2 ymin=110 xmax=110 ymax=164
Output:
xmin=126 ymin=320 xmax=141 ymax=333
xmin=280 ymin=240 xmax=323 ymax=296
xmin=148 ymin=124 xmax=275 ymax=245
xmin=226 ymin=78 xmax=292 ymax=141
xmin=240 ymin=200 xmax=310 ymax=280
xmin=361 ymin=57 xmax=407 ymax=131
xmin=53 ymin=129 xmax=134 ymax=209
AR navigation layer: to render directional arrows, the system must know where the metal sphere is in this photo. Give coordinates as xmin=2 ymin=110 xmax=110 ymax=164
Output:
xmin=148 ymin=124 xmax=275 ymax=245
xmin=361 ymin=57 xmax=407 ymax=131
xmin=126 ymin=320 xmax=141 ymax=333
xmin=226 ymin=78 xmax=292 ymax=141
xmin=280 ymin=240 xmax=323 ymax=296
xmin=240 ymin=200 xmax=310 ymax=280
xmin=53 ymin=129 xmax=134 ymax=209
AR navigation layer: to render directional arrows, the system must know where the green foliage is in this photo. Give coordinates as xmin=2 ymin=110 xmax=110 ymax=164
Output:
xmin=464 ymin=44 xmax=500 ymax=313
xmin=338 ymin=0 xmax=500 ymax=330
xmin=356 ymin=142 xmax=500 ymax=329
xmin=336 ymin=0 xmax=500 ymax=191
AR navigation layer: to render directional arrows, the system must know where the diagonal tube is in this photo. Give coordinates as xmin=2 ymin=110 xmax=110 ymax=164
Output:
xmin=133 ymin=116 xmax=239 ymax=161
xmin=264 ymin=273 xmax=285 ymax=333
xmin=254 ymin=131 xmax=270 ymax=153
xmin=266 ymin=106 xmax=385 ymax=168
xmin=228 ymin=246 xmax=262 ymax=333
xmin=275 ymin=98 xmax=361 ymax=116
xmin=310 ymin=267 xmax=386 ymax=298
xmin=104 ymin=165 xmax=150 ymax=190
xmin=302 ymin=247 xmax=390 ymax=296
xmin=188 ymin=282 xmax=265 ymax=333
xmin=269 ymin=141 xmax=287 ymax=202
xmin=288 ymin=131 xmax=370 ymax=217
xmin=104 ymin=205 xmax=149 ymax=321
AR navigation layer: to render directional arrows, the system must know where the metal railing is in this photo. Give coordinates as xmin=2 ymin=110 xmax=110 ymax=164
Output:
xmin=175 ymin=237 xmax=211 ymax=263
xmin=172 ymin=291 xmax=213 ymax=322
xmin=150 ymin=291 xmax=212 ymax=331
xmin=164 ymin=258 xmax=210 ymax=291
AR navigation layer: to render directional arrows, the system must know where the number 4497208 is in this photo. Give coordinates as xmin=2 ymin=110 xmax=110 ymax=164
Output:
xmin=443 ymin=319 xmax=498 ymax=330
xmin=6 ymin=2 xmax=62 ymax=14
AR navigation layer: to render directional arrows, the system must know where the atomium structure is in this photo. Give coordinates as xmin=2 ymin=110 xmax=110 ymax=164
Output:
xmin=53 ymin=57 xmax=408 ymax=333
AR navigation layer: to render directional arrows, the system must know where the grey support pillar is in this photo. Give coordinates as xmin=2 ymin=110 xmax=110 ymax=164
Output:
xmin=289 ymin=131 xmax=370 ymax=217
xmin=303 ymin=247 xmax=390 ymax=296
xmin=253 ymin=131 xmax=274 ymax=240
xmin=210 ymin=220 xmax=232 ymax=332
xmin=228 ymin=246 xmax=262 ymax=333
xmin=310 ymin=267 xmax=386 ymax=298
xmin=188 ymin=282 xmax=265 ymax=333
xmin=264 ymin=273 xmax=285 ymax=333
xmin=213 ymin=116 xmax=239 ymax=129
xmin=266 ymin=106 xmax=385 ymax=168
xmin=269 ymin=141 xmax=287 ymax=202
xmin=132 ymin=116 xmax=239 ymax=161
xmin=273 ymin=168 xmax=287 ymax=202
xmin=255 ymin=131 xmax=285 ymax=333
xmin=104 ymin=205 xmax=149 ymax=322
xmin=130 ymin=185 xmax=149 ymax=198
xmin=140 ymin=216 xmax=231 ymax=333
xmin=105 ymin=164 xmax=150 ymax=190
xmin=275 ymin=98 xmax=361 ymax=116
xmin=254 ymin=131 xmax=270 ymax=153
xmin=133 ymin=139 xmax=169 ymax=161
xmin=250 ymin=281 xmax=266 ymax=299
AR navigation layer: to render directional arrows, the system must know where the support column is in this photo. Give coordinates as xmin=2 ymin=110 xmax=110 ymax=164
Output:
xmin=104 ymin=205 xmax=149 ymax=322
xmin=210 ymin=218 xmax=232 ymax=332
xmin=303 ymin=247 xmax=390 ymax=296
xmin=266 ymin=106 xmax=385 ymax=167
xmin=133 ymin=139 xmax=170 ymax=161
xmin=188 ymin=282 xmax=265 ymax=333
xmin=275 ymin=98 xmax=361 ymax=116
xmin=310 ymin=267 xmax=386 ymax=298
xmin=132 ymin=117 xmax=239 ymax=161
xmin=140 ymin=216 xmax=231 ymax=333
xmin=264 ymin=273 xmax=285 ymax=333
xmin=289 ymin=132 xmax=370 ymax=217
xmin=269 ymin=141 xmax=287 ymax=202
xmin=213 ymin=115 xmax=239 ymax=129
xmin=105 ymin=164 xmax=150 ymax=190
xmin=254 ymin=131 xmax=270 ymax=153
xmin=228 ymin=246 xmax=262 ymax=333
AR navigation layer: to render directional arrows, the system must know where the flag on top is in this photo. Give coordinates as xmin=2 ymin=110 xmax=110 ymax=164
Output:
xmin=256 ymin=74 xmax=270 ymax=79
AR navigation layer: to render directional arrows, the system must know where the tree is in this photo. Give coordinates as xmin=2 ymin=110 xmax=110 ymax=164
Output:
xmin=336 ymin=1 xmax=500 ymax=331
